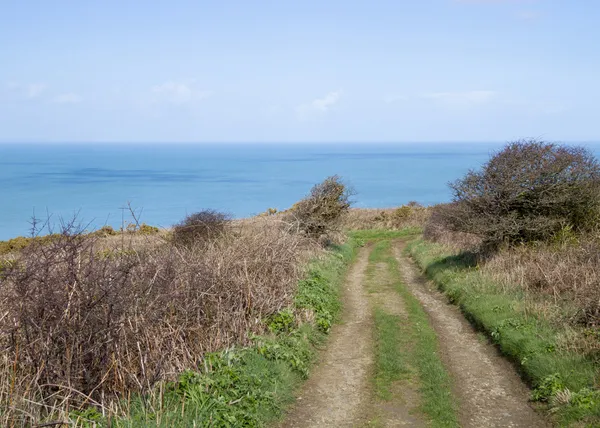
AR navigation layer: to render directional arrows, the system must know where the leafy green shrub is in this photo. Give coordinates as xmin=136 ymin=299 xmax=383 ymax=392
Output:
xmin=172 ymin=209 xmax=231 ymax=246
xmin=0 ymin=234 xmax=61 ymax=256
xmin=288 ymin=175 xmax=352 ymax=240
xmin=532 ymin=373 xmax=565 ymax=402
xmin=295 ymin=265 xmax=342 ymax=333
xmin=95 ymin=225 xmax=118 ymax=236
xmin=138 ymin=223 xmax=159 ymax=234
xmin=433 ymin=140 xmax=600 ymax=249
xmin=393 ymin=206 xmax=412 ymax=220
xmin=267 ymin=309 xmax=296 ymax=334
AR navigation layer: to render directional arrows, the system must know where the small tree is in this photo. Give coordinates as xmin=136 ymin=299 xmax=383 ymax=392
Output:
xmin=438 ymin=139 xmax=600 ymax=248
xmin=290 ymin=175 xmax=352 ymax=239
xmin=172 ymin=209 xmax=231 ymax=246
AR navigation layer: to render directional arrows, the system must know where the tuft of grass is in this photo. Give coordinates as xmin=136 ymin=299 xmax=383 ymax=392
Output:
xmin=408 ymin=238 xmax=600 ymax=426
xmin=369 ymin=239 xmax=459 ymax=427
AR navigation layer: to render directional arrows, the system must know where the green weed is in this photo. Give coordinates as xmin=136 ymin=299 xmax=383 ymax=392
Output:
xmin=373 ymin=308 xmax=409 ymax=400
xmin=349 ymin=228 xmax=421 ymax=242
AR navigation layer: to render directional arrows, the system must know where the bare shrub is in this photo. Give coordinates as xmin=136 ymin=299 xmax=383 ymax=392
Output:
xmin=439 ymin=140 xmax=600 ymax=248
xmin=288 ymin=175 xmax=352 ymax=240
xmin=0 ymin=215 xmax=309 ymax=425
xmin=423 ymin=204 xmax=482 ymax=251
xmin=172 ymin=209 xmax=231 ymax=246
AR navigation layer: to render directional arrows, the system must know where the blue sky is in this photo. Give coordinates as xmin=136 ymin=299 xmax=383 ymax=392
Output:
xmin=1 ymin=0 xmax=598 ymax=143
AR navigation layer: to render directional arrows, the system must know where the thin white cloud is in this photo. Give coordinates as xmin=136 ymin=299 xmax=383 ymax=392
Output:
xmin=383 ymin=94 xmax=410 ymax=104
xmin=422 ymin=90 xmax=497 ymax=106
xmin=53 ymin=93 xmax=83 ymax=104
xmin=6 ymin=82 xmax=46 ymax=99
xmin=151 ymin=81 xmax=211 ymax=104
xmin=26 ymin=83 xmax=46 ymax=99
xmin=296 ymin=91 xmax=342 ymax=120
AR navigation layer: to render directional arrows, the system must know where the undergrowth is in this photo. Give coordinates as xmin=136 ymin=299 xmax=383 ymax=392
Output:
xmin=101 ymin=237 xmax=360 ymax=427
xmin=408 ymin=238 xmax=600 ymax=427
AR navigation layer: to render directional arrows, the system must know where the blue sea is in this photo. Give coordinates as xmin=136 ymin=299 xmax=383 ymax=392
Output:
xmin=1 ymin=142 xmax=597 ymax=241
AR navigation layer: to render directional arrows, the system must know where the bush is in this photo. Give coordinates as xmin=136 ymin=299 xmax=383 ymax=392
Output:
xmin=0 ymin=215 xmax=307 ymax=425
xmin=138 ymin=223 xmax=160 ymax=235
xmin=437 ymin=140 xmax=600 ymax=248
xmin=289 ymin=176 xmax=352 ymax=240
xmin=172 ymin=209 xmax=231 ymax=246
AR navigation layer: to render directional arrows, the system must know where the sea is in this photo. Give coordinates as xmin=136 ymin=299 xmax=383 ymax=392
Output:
xmin=1 ymin=142 xmax=598 ymax=241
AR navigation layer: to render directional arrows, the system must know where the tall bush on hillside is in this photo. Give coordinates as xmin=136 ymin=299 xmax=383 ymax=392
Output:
xmin=290 ymin=175 xmax=353 ymax=240
xmin=433 ymin=139 xmax=600 ymax=248
xmin=172 ymin=209 xmax=231 ymax=246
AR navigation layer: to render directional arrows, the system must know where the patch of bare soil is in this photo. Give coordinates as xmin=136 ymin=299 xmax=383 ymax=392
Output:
xmin=279 ymin=246 xmax=373 ymax=428
xmin=393 ymin=242 xmax=548 ymax=428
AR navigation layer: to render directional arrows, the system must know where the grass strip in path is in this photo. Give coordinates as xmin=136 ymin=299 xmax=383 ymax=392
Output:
xmin=372 ymin=307 xmax=410 ymax=400
xmin=368 ymin=239 xmax=459 ymax=428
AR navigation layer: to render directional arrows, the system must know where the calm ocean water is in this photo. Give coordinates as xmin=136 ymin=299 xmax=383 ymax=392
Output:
xmin=2 ymin=142 xmax=598 ymax=240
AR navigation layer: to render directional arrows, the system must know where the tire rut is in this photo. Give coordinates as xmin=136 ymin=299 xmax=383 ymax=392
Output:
xmin=393 ymin=242 xmax=548 ymax=428
xmin=279 ymin=246 xmax=373 ymax=428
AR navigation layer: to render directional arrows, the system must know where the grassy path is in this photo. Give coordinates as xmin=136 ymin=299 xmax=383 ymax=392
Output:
xmin=393 ymin=241 xmax=546 ymax=427
xmin=365 ymin=239 xmax=458 ymax=427
xmin=280 ymin=232 xmax=548 ymax=427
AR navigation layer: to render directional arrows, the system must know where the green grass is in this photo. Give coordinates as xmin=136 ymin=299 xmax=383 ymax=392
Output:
xmin=368 ymin=239 xmax=459 ymax=428
xmin=70 ymin=238 xmax=360 ymax=428
xmin=349 ymin=228 xmax=422 ymax=242
xmin=407 ymin=238 xmax=600 ymax=427
xmin=373 ymin=307 xmax=410 ymax=400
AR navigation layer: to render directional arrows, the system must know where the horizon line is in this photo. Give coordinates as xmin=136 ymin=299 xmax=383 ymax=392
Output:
xmin=2 ymin=140 xmax=600 ymax=145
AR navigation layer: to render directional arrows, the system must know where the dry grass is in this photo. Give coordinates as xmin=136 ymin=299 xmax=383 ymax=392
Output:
xmin=423 ymin=213 xmax=600 ymax=356
xmin=423 ymin=213 xmax=482 ymax=252
xmin=0 ymin=216 xmax=315 ymax=426
xmin=481 ymin=239 xmax=600 ymax=328
xmin=343 ymin=204 xmax=431 ymax=231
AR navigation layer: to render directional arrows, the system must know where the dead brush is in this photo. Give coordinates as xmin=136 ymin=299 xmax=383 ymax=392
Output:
xmin=286 ymin=175 xmax=352 ymax=243
xmin=0 ymin=215 xmax=312 ymax=426
xmin=423 ymin=209 xmax=482 ymax=252
xmin=482 ymin=238 xmax=600 ymax=328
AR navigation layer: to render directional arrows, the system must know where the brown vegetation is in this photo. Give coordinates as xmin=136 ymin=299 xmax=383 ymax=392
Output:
xmin=0 ymin=202 xmax=324 ymax=425
xmin=172 ymin=209 xmax=232 ymax=246
xmin=436 ymin=139 xmax=600 ymax=249
xmin=343 ymin=203 xmax=431 ymax=231
xmin=287 ymin=175 xmax=352 ymax=242
xmin=424 ymin=140 xmax=600 ymax=328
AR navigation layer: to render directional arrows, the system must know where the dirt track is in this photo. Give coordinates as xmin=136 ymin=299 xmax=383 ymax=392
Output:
xmin=279 ymin=239 xmax=547 ymax=428
xmin=393 ymin=242 xmax=546 ymax=428
xmin=280 ymin=246 xmax=373 ymax=427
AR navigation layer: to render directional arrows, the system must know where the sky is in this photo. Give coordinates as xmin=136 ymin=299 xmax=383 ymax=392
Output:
xmin=0 ymin=0 xmax=598 ymax=143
